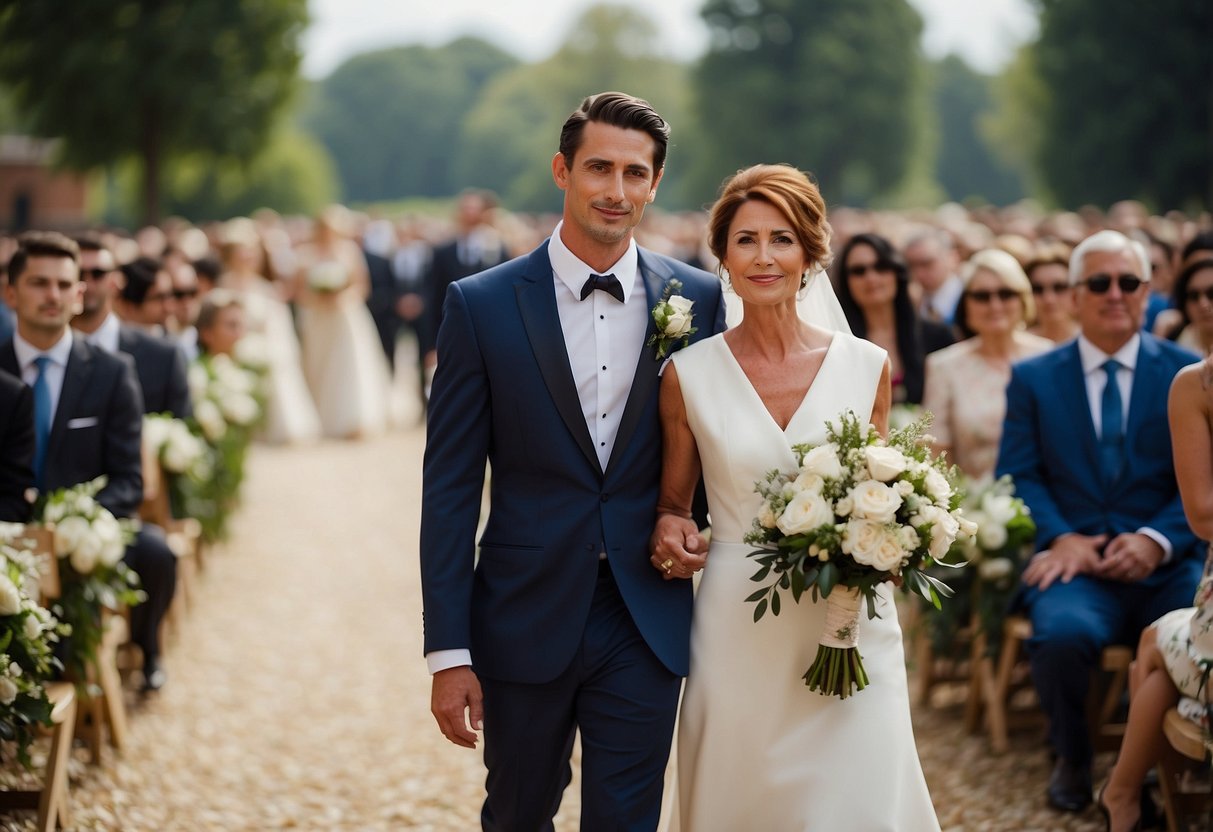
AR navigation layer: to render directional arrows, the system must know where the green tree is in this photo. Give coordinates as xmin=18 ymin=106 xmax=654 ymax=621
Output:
xmin=688 ymin=0 xmax=927 ymax=207
xmin=301 ymin=38 xmax=518 ymax=202
xmin=455 ymin=5 xmax=693 ymax=211
xmin=982 ymin=45 xmax=1050 ymax=202
xmin=0 ymin=0 xmax=307 ymax=223
xmin=1030 ymin=0 xmax=1213 ymax=210
xmin=931 ymin=56 xmax=1025 ymax=205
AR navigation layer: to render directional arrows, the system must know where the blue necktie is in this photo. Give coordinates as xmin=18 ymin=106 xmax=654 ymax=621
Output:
xmin=1099 ymin=359 xmax=1125 ymax=483
xmin=32 ymin=355 xmax=52 ymax=489
xmin=580 ymin=273 xmax=624 ymax=303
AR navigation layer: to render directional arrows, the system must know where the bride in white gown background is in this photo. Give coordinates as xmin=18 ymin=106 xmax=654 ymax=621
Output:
xmin=651 ymin=164 xmax=939 ymax=831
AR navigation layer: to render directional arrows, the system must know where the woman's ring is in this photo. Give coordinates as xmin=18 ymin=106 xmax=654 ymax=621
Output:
xmin=661 ymin=558 xmax=675 ymax=573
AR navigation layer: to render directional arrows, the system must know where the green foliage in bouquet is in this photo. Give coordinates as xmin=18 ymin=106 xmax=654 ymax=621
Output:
xmin=0 ymin=528 xmax=66 ymax=768
xmin=744 ymin=410 xmax=973 ymax=698
xmin=39 ymin=479 xmax=144 ymax=684
xmin=918 ymin=475 xmax=1036 ymax=659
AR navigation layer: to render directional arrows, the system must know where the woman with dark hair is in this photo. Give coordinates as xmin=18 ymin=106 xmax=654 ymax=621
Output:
xmin=834 ymin=233 xmax=953 ymax=404
xmin=1164 ymin=256 xmax=1213 ymax=357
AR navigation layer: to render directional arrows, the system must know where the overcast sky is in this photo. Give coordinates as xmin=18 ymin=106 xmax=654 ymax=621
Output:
xmin=302 ymin=0 xmax=1038 ymax=80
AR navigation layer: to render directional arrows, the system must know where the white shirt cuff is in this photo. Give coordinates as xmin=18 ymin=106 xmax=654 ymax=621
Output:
xmin=1137 ymin=527 xmax=1174 ymax=564
xmin=426 ymin=649 xmax=472 ymax=675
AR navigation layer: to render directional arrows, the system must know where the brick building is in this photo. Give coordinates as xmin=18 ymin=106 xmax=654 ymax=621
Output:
xmin=0 ymin=135 xmax=89 ymax=231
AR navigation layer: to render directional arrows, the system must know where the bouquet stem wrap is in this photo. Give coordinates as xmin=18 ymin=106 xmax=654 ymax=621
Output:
xmin=803 ymin=586 xmax=869 ymax=698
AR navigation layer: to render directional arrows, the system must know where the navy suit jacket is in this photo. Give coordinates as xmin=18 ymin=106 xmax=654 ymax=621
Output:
xmin=0 ymin=372 xmax=34 ymax=522
xmin=420 ymin=241 xmax=726 ymax=684
xmin=0 ymin=339 xmax=144 ymax=519
xmin=118 ymin=326 xmax=192 ymax=420
xmin=996 ymin=334 xmax=1201 ymax=577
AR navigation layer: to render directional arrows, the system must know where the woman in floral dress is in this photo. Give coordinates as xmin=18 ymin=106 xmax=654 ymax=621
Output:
xmin=1099 ymin=354 xmax=1213 ymax=832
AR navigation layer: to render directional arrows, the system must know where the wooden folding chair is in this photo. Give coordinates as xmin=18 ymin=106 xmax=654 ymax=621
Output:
xmin=1158 ymin=706 xmax=1212 ymax=832
xmin=0 ymin=526 xmax=78 ymax=831
xmin=140 ymin=446 xmax=201 ymax=636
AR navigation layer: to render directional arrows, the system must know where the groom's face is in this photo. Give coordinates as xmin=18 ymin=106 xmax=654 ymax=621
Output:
xmin=553 ymin=121 xmax=663 ymax=251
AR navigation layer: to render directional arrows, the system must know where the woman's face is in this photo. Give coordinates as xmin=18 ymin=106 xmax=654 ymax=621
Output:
xmin=1183 ymin=266 xmax=1213 ymax=335
xmin=199 ymin=306 xmax=246 ymax=356
xmin=964 ymin=269 xmax=1024 ymax=337
xmin=723 ymin=200 xmax=807 ymax=307
xmin=844 ymin=243 xmax=897 ymax=312
xmin=1028 ymin=262 xmax=1074 ymax=325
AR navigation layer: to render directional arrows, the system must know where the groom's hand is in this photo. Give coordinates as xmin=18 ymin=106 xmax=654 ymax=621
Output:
xmin=431 ymin=666 xmax=484 ymax=748
xmin=1022 ymin=532 xmax=1107 ymax=590
xmin=650 ymin=513 xmax=708 ymax=581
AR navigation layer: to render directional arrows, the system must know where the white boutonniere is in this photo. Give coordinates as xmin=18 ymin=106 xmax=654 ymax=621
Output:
xmin=648 ymin=279 xmax=697 ymax=360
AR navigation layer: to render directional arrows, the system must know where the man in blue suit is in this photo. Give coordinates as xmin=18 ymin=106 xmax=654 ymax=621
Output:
xmin=997 ymin=229 xmax=1202 ymax=813
xmin=420 ymin=92 xmax=726 ymax=831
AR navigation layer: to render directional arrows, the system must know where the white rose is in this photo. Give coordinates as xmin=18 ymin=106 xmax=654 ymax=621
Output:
xmin=233 ymin=334 xmax=270 ymax=370
xmin=0 ymin=676 xmax=16 ymax=706
xmin=143 ymin=416 xmax=171 ymax=453
xmin=845 ymin=519 xmax=904 ymax=571
xmin=978 ymin=557 xmax=1015 ymax=581
xmin=895 ymin=479 xmax=915 ymax=496
xmin=918 ymin=504 xmax=961 ymax=559
xmin=956 ymin=512 xmax=979 ymax=540
xmin=92 ymin=513 xmax=122 ymax=546
xmin=70 ymin=532 xmax=102 ymax=574
xmin=100 ymin=540 xmax=125 ymax=568
xmin=664 ymin=296 xmax=695 ymax=337
xmin=52 ymin=516 xmax=90 ymax=558
xmin=835 ymin=496 xmax=854 ymax=517
xmin=23 ymin=614 xmax=41 ymax=640
xmin=0 ymin=575 xmax=21 ymax=616
xmin=221 ymin=393 xmax=260 ymax=427
xmin=777 ymin=490 xmax=835 ymax=536
xmin=801 ymin=444 xmax=843 ymax=479
xmin=977 ymin=520 xmax=1009 ymax=551
xmin=898 ymin=525 xmax=921 ymax=551
xmin=792 ymin=471 xmax=825 ymax=495
xmin=188 ymin=364 xmax=209 ymax=400
xmin=848 ymin=480 xmax=903 ymax=524
xmin=758 ymin=503 xmax=779 ymax=529
xmin=195 ymin=399 xmax=227 ymax=442
xmin=864 ymin=446 xmax=908 ymax=482
xmin=981 ymin=493 xmax=1018 ymax=527
xmin=75 ymin=495 xmax=96 ymax=516
xmin=923 ymin=467 xmax=952 ymax=504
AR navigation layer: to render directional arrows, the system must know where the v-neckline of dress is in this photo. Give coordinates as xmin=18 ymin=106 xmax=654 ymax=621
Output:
xmin=719 ymin=333 xmax=838 ymax=435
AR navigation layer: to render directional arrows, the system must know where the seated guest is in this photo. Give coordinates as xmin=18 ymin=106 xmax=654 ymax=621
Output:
xmin=1162 ymin=256 xmax=1213 ymax=357
xmin=996 ymin=229 xmax=1203 ymax=814
xmin=904 ymin=229 xmax=964 ymax=323
xmin=196 ymin=290 xmax=247 ymax=357
xmin=164 ymin=248 xmax=202 ymax=362
xmin=923 ymin=249 xmax=1053 ymax=482
xmin=836 ymin=232 xmax=953 ymax=404
xmin=73 ymin=235 xmax=192 ymax=418
xmin=0 ymin=371 xmax=34 ymax=522
xmin=116 ymin=256 xmax=174 ymax=336
xmin=1142 ymin=232 xmax=1176 ymax=334
xmin=1099 ymin=355 xmax=1213 ymax=832
xmin=1 ymin=232 xmax=175 ymax=692
xmin=1025 ymin=243 xmax=1080 ymax=344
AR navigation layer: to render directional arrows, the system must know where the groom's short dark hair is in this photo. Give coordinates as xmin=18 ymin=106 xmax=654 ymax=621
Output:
xmin=558 ymin=91 xmax=670 ymax=173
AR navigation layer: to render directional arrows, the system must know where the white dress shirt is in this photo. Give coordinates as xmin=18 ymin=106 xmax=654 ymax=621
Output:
xmin=77 ymin=312 xmax=122 ymax=355
xmin=14 ymin=329 xmax=74 ymax=427
xmin=427 ymin=225 xmax=649 ymax=676
xmin=922 ymin=275 xmax=964 ymax=322
xmin=1075 ymin=333 xmax=1171 ymax=561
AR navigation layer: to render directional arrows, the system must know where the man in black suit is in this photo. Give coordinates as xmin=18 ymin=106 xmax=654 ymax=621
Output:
xmin=2 ymin=232 xmax=175 ymax=691
xmin=72 ymin=235 xmax=192 ymax=419
xmin=0 ymin=372 xmax=34 ymax=522
xmin=362 ymin=220 xmax=404 ymax=370
xmin=423 ymin=189 xmax=509 ymax=377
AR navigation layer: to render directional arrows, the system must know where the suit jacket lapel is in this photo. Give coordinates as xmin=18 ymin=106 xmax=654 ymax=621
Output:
xmin=515 ymin=243 xmax=602 ymax=475
xmin=605 ymin=251 xmax=670 ymax=476
xmin=48 ymin=341 xmax=92 ymax=462
xmin=0 ymin=342 xmax=17 ymax=378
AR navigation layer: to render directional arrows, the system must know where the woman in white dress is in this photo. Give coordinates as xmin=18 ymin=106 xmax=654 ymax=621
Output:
xmin=294 ymin=206 xmax=392 ymax=440
xmin=219 ymin=219 xmax=321 ymax=445
xmin=651 ymin=164 xmax=939 ymax=831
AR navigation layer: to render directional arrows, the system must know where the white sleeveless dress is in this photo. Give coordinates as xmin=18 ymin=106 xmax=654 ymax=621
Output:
xmin=668 ymin=332 xmax=939 ymax=832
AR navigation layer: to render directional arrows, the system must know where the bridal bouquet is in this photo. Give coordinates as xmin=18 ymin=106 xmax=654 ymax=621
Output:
xmin=0 ymin=526 xmax=65 ymax=767
xmin=40 ymin=478 xmax=143 ymax=680
xmin=744 ymin=410 xmax=974 ymax=698
xmin=307 ymin=261 xmax=348 ymax=293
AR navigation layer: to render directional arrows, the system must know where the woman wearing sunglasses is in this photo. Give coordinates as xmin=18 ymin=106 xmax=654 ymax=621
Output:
xmin=834 ymin=232 xmax=953 ymax=405
xmin=1026 ymin=242 xmax=1080 ymax=344
xmin=1162 ymin=256 xmax=1213 ymax=357
xmin=922 ymin=249 xmax=1053 ymax=481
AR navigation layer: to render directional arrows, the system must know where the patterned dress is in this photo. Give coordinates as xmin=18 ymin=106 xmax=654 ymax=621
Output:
xmin=1156 ymin=545 xmax=1213 ymax=733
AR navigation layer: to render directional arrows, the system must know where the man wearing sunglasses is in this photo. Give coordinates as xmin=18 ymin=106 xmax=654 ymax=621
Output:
xmin=996 ymin=229 xmax=1202 ymax=814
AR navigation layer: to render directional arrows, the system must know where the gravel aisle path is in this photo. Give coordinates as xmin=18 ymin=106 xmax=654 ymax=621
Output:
xmin=3 ymin=425 xmax=1119 ymax=830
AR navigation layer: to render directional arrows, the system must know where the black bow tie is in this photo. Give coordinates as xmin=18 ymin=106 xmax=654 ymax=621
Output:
xmin=580 ymin=273 xmax=624 ymax=303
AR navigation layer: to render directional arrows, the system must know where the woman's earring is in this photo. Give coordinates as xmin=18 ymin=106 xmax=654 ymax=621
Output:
xmin=801 ymin=273 xmax=809 ymax=289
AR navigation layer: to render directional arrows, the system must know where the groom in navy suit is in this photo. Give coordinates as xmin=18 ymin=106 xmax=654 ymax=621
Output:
xmin=420 ymin=92 xmax=725 ymax=830
xmin=997 ymin=229 xmax=1202 ymax=812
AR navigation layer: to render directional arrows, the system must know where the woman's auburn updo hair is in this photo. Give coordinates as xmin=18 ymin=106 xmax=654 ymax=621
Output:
xmin=707 ymin=164 xmax=831 ymax=275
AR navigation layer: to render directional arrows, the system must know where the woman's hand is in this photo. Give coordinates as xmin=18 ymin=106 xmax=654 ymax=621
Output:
xmin=649 ymin=513 xmax=708 ymax=580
